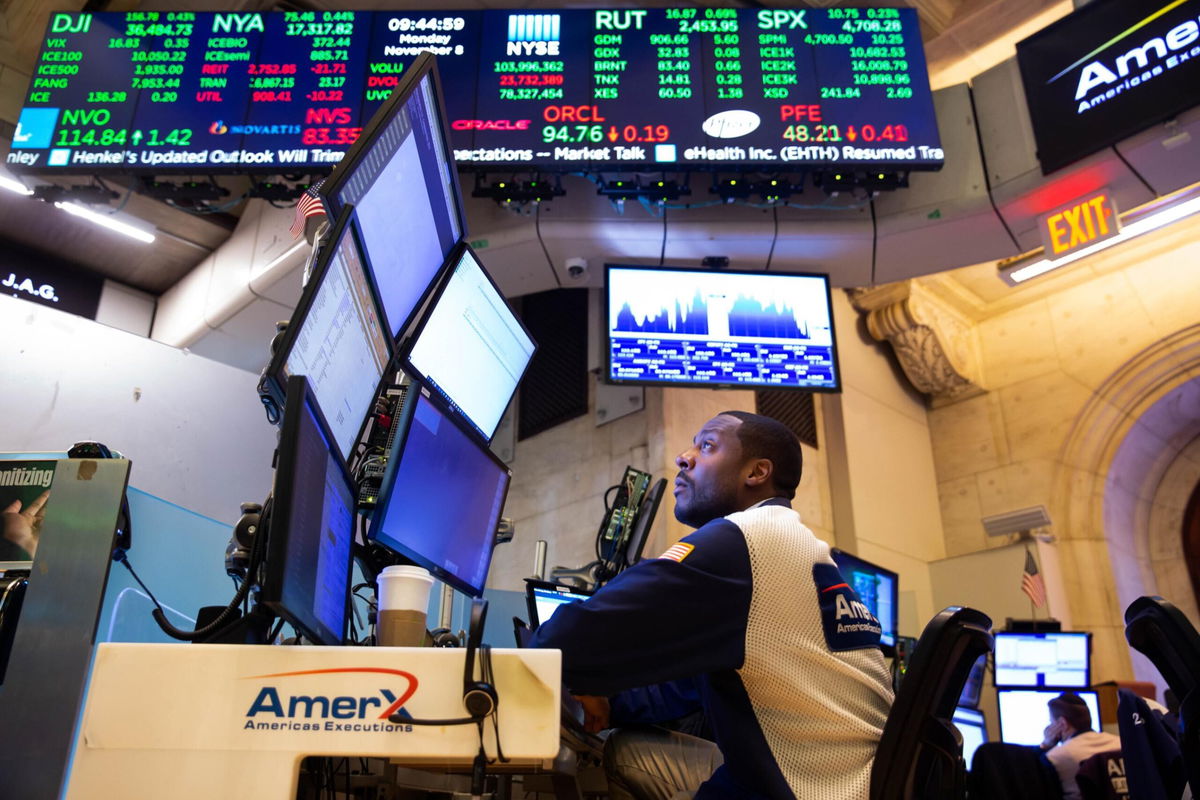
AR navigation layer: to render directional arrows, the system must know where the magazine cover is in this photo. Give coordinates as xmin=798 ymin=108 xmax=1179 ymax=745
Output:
xmin=0 ymin=460 xmax=55 ymax=563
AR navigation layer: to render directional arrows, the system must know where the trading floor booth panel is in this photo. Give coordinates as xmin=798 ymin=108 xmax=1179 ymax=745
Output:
xmin=0 ymin=458 xmax=130 ymax=800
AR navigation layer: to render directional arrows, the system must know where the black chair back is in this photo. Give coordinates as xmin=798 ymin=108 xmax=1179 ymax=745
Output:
xmin=870 ymin=606 xmax=994 ymax=800
xmin=967 ymin=742 xmax=1062 ymax=800
xmin=1123 ymin=595 xmax=1200 ymax=794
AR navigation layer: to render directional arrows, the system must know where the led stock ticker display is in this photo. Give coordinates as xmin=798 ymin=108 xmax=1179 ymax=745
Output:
xmin=10 ymin=8 xmax=943 ymax=173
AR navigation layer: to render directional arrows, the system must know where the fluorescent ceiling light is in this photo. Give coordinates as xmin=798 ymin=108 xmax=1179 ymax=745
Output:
xmin=54 ymin=201 xmax=156 ymax=244
xmin=0 ymin=174 xmax=33 ymax=195
xmin=1004 ymin=188 xmax=1200 ymax=284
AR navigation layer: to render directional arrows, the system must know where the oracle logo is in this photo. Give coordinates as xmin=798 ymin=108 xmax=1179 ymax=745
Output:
xmin=452 ymin=119 xmax=532 ymax=131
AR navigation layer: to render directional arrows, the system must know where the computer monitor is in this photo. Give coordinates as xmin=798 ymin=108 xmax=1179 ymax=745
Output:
xmin=997 ymin=689 xmax=1101 ymax=746
xmin=401 ymin=242 xmax=537 ymax=441
xmin=952 ymin=706 xmax=988 ymax=769
xmin=524 ymin=579 xmax=593 ymax=629
xmin=261 ymin=375 xmax=357 ymax=646
xmin=958 ymin=654 xmax=987 ymax=709
xmin=830 ymin=549 xmax=899 ymax=648
xmin=370 ymin=390 xmax=512 ymax=597
xmin=321 ymin=51 xmax=466 ymax=340
xmin=606 ymin=265 xmax=841 ymax=390
xmin=265 ymin=207 xmax=392 ymax=462
xmin=993 ymin=631 xmax=1091 ymax=688
xmin=621 ymin=477 xmax=667 ymax=570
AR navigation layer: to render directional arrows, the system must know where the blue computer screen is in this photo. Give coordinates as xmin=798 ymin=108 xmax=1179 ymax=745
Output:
xmin=371 ymin=393 xmax=511 ymax=596
xmin=323 ymin=56 xmax=464 ymax=339
xmin=266 ymin=377 xmax=357 ymax=646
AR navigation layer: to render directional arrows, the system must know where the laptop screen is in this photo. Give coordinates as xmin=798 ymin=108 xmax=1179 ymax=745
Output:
xmin=526 ymin=581 xmax=592 ymax=629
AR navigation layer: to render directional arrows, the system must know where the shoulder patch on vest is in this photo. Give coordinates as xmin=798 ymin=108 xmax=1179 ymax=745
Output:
xmin=813 ymin=562 xmax=882 ymax=651
xmin=656 ymin=542 xmax=694 ymax=563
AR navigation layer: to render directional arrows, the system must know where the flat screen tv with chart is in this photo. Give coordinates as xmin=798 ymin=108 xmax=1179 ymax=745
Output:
xmin=265 ymin=207 xmax=392 ymax=463
xmin=402 ymin=242 xmax=536 ymax=441
xmin=321 ymin=51 xmax=465 ymax=340
xmin=261 ymin=375 xmax=357 ymax=646
xmin=370 ymin=391 xmax=511 ymax=596
xmin=606 ymin=265 xmax=840 ymax=391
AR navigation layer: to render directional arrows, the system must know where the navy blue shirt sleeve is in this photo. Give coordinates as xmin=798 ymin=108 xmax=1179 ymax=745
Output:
xmin=529 ymin=519 xmax=752 ymax=695
xmin=608 ymin=678 xmax=704 ymax=726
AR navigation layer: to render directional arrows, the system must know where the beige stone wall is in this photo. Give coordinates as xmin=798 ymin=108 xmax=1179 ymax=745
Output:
xmin=825 ymin=291 xmax=946 ymax=639
xmin=926 ymin=213 xmax=1200 ymax=685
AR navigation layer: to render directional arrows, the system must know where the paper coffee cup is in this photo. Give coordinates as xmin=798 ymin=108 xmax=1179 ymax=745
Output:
xmin=376 ymin=565 xmax=434 ymax=647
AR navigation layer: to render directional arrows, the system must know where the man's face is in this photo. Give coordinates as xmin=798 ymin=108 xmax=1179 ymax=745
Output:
xmin=673 ymin=415 xmax=749 ymax=528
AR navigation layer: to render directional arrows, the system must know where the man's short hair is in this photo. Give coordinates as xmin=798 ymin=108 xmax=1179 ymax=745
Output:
xmin=1048 ymin=692 xmax=1093 ymax=732
xmin=719 ymin=411 xmax=803 ymax=499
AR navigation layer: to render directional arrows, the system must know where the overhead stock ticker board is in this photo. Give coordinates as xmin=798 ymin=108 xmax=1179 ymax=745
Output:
xmin=8 ymin=9 xmax=943 ymax=174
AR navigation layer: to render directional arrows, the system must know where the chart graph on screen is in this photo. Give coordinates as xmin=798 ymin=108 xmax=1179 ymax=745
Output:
xmin=606 ymin=267 xmax=838 ymax=390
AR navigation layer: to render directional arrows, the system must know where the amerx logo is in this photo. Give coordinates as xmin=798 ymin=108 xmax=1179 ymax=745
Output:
xmin=243 ymin=667 xmax=419 ymax=732
xmin=1045 ymin=0 xmax=1200 ymax=113
xmin=506 ymin=13 xmax=560 ymax=56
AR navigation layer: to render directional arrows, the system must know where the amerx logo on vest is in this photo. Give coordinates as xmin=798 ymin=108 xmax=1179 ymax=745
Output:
xmin=813 ymin=562 xmax=882 ymax=651
xmin=243 ymin=667 xmax=419 ymax=733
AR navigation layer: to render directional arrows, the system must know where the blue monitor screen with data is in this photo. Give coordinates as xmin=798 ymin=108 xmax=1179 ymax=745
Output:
xmin=371 ymin=392 xmax=512 ymax=597
xmin=606 ymin=265 xmax=839 ymax=391
xmin=263 ymin=375 xmax=356 ymax=646
xmin=994 ymin=631 xmax=1090 ymax=688
xmin=268 ymin=208 xmax=391 ymax=462
xmin=321 ymin=53 xmax=465 ymax=340
xmin=403 ymin=243 xmax=536 ymax=442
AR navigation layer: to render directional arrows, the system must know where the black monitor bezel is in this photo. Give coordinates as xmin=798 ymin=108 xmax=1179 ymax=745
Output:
xmin=829 ymin=547 xmax=900 ymax=648
xmin=992 ymin=630 xmax=1093 ymax=689
xmin=263 ymin=205 xmax=394 ymax=462
xmin=261 ymin=374 xmax=358 ymax=646
xmin=368 ymin=385 xmax=513 ymax=597
xmin=319 ymin=51 xmax=468 ymax=340
xmin=603 ymin=263 xmax=843 ymax=392
xmin=523 ymin=579 xmax=594 ymax=629
xmin=398 ymin=240 xmax=538 ymax=443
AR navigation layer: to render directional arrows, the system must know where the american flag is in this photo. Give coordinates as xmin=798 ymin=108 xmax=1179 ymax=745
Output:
xmin=656 ymin=542 xmax=694 ymax=563
xmin=1021 ymin=548 xmax=1047 ymax=608
xmin=289 ymin=179 xmax=326 ymax=238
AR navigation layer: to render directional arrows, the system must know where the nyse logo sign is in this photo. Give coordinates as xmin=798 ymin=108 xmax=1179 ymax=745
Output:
xmin=1039 ymin=191 xmax=1120 ymax=258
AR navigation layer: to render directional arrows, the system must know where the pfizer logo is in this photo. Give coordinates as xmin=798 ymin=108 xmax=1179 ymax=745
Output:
xmin=702 ymin=110 xmax=760 ymax=139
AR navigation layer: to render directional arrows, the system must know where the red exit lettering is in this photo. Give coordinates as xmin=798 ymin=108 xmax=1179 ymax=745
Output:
xmin=543 ymin=105 xmax=606 ymax=123
xmin=201 ymin=64 xmax=229 ymax=75
xmin=780 ymin=105 xmax=822 ymax=122
xmin=305 ymin=107 xmax=352 ymax=125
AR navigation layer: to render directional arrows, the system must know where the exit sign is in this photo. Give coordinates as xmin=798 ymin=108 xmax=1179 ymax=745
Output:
xmin=1039 ymin=191 xmax=1120 ymax=259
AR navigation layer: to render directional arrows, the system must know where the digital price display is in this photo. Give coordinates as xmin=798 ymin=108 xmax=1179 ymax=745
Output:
xmin=9 ymin=8 xmax=942 ymax=173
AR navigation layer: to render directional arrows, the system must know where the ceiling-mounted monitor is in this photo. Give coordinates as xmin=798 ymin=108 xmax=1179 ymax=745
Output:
xmin=1016 ymin=0 xmax=1200 ymax=174
xmin=606 ymin=265 xmax=840 ymax=391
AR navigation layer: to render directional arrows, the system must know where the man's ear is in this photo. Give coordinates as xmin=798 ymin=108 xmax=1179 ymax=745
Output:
xmin=744 ymin=458 xmax=773 ymax=488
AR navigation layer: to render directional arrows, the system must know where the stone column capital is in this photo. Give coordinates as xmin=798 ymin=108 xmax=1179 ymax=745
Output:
xmin=849 ymin=282 xmax=985 ymax=405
